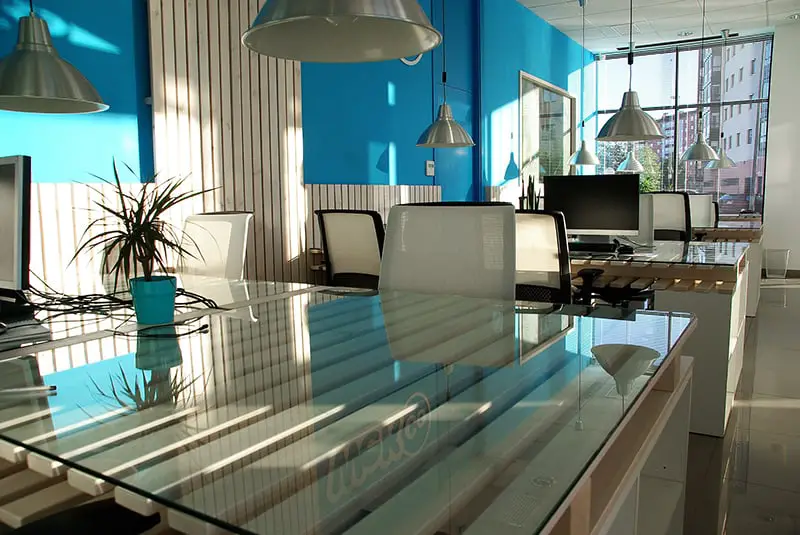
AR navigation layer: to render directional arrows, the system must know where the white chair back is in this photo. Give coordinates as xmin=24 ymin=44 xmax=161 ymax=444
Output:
xmin=689 ymin=194 xmax=715 ymax=228
xmin=380 ymin=203 xmax=516 ymax=300
xmin=636 ymin=194 xmax=655 ymax=246
xmin=652 ymin=193 xmax=690 ymax=240
xmin=318 ymin=212 xmax=383 ymax=278
xmin=515 ymin=213 xmax=562 ymax=289
xmin=179 ymin=212 xmax=254 ymax=279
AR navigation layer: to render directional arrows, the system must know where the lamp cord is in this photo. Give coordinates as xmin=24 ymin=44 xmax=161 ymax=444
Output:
xmin=580 ymin=0 xmax=586 ymax=132
xmin=627 ymin=0 xmax=633 ymax=91
xmin=29 ymin=0 xmax=33 ymax=14
xmin=699 ymin=0 xmax=707 ymax=125
xmin=441 ymin=0 xmax=447 ymax=101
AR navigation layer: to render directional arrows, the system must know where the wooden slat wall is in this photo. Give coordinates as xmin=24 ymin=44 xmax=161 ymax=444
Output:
xmin=148 ymin=0 xmax=306 ymax=283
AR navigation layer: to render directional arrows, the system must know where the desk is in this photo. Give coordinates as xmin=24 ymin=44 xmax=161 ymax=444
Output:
xmin=571 ymin=241 xmax=749 ymax=437
xmin=0 ymin=289 xmax=695 ymax=534
xmin=693 ymin=222 xmax=764 ymax=317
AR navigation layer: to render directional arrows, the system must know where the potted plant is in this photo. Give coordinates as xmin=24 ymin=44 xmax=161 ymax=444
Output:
xmin=72 ymin=161 xmax=208 ymax=325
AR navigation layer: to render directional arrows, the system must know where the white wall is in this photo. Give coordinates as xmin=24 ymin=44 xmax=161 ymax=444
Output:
xmin=764 ymin=24 xmax=800 ymax=270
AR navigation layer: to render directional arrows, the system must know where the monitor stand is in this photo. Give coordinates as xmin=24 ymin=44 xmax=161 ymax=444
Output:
xmin=0 ymin=290 xmax=35 ymax=323
xmin=569 ymin=235 xmax=618 ymax=254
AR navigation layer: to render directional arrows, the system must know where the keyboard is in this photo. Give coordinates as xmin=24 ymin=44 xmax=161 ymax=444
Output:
xmin=569 ymin=242 xmax=618 ymax=254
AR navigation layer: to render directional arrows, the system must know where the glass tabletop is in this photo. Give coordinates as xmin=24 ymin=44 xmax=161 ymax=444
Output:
xmin=0 ymin=291 xmax=694 ymax=535
xmin=571 ymin=240 xmax=749 ymax=267
xmin=0 ymin=277 xmax=313 ymax=360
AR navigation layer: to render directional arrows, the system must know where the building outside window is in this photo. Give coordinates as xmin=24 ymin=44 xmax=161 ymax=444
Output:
xmin=595 ymin=36 xmax=773 ymax=215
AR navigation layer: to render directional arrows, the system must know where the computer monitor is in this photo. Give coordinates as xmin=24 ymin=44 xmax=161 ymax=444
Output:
xmin=0 ymin=156 xmax=31 ymax=292
xmin=543 ymin=174 xmax=640 ymax=237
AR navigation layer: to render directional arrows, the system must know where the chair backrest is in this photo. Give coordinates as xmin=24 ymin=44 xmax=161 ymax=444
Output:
xmin=689 ymin=194 xmax=715 ymax=228
xmin=712 ymin=201 xmax=720 ymax=228
xmin=380 ymin=202 xmax=516 ymax=300
xmin=635 ymin=194 xmax=655 ymax=246
xmin=651 ymin=192 xmax=691 ymax=241
xmin=179 ymin=212 xmax=254 ymax=279
xmin=515 ymin=210 xmax=571 ymax=303
xmin=316 ymin=210 xmax=384 ymax=287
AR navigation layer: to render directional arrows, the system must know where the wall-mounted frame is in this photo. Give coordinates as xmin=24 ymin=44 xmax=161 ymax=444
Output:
xmin=519 ymin=71 xmax=577 ymax=189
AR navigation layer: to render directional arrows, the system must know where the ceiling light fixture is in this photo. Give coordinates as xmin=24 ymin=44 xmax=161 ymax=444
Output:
xmin=0 ymin=0 xmax=107 ymax=113
xmin=680 ymin=0 xmax=719 ymax=162
xmin=569 ymin=0 xmax=600 ymax=167
xmin=416 ymin=0 xmax=474 ymax=148
xmin=787 ymin=13 xmax=800 ymax=20
xmin=677 ymin=30 xmax=694 ymax=37
xmin=242 ymin=0 xmax=442 ymax=63
xmin=596 ymin=0 xmax=665 ymax=141
xmin=616 ymin=146 xmax=644 ymax=173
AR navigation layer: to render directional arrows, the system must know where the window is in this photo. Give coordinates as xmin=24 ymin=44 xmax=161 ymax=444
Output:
xmin=751 ymin=58 xmax=757 ymax=75
xmin=520 ymin=72 xmax=575 ymax=179
xmin=596 ymin=37 xmax=772 ymax=214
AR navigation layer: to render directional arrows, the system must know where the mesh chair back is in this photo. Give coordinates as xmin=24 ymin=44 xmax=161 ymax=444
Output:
xmin=179 ymin=212 xmax=253 ymax=279
xmin=651 ymin=192 xmax=691 ymax=241
xmin=316 ymin=210 xmax=384 ymax=289
xmin=689 ymin=194 xmax=715 ymax=228
xmin=380 ymin=203 xmax=516 ymax=300
xmin=515 ymin=210 xmax=571 ymax=303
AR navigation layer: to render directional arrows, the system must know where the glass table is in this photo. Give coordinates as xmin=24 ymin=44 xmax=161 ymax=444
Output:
xmin=0 ymin=290 xmax=694 ymax=534
xmin=0 ymin=276 xmax=314 ymax=361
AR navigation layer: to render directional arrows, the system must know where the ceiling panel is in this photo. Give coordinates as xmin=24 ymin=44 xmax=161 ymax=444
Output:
xmin=519 ymin=0 xmax=800 ymax=52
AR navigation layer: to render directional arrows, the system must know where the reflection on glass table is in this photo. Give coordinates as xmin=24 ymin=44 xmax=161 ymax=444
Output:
xmin=0 ymin=291 xmax=694 ymax=535
xmin=571 ymin=240 xmax=749 ymax=266
xmin=0 ymin=276 xmax=313 ymax=360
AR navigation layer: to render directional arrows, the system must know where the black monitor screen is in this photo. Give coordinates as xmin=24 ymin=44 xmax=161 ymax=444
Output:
xmin=543 ymin=174 xmax=640 ymax=236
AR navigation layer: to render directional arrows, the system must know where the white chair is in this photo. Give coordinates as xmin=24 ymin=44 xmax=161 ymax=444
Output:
xmin=689 ymin=194 xmax=716 ymax=228
xmin=515 ymin=210 xmax=572 ymax=303
xmin=316 ymin=210 xmax=385 ymax=289
xmin=379 ymin=203 xmax=516 ymax=300
xmin=178 ymin=212 xmax=254 ymax=279
xmin=651 ymin=192 xmax=691 ymax=242
xmin=635 ymin=194 xmax=655 ymax=246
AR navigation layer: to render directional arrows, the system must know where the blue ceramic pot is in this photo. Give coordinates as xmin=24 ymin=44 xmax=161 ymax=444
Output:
xmin=129 ymin=276 xmax=177 ymax=325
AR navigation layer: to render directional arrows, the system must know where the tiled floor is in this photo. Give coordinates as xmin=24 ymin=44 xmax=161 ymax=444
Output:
xmin=685 ymin=284 xmax=800 ymax=535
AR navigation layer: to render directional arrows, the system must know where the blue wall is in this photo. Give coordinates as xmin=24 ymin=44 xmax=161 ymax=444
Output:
xmin=302 ymin=0 xmax=481 ymax=202
xmin=480 ymin=0 xmax=591 ymax=190
xmin=302 ymin=0 xmax=590 ymax=201
xmin=0 ymin=0 xmax=153 ymax=183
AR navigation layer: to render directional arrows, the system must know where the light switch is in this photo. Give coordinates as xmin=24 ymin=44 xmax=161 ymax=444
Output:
xmin=425 ymin=160 xmax=435 ymax=177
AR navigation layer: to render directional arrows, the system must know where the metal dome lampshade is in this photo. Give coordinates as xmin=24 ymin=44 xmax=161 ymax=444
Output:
xmin=617 ymin=150 xmax=644 ymax=173
xmin=417 ymin=102 xmax=474 ymax=148
xmin=597 ymin=92 xmax=664 ymax=142
xmin=707 ymin=134 xmax=736 ymax=169
xmin=681 ymin=132 xmax=719 ymax=162
xmin=569 ymin=140 xmax=600 ymax=166
xmin=242 ymin=0 xmax=442 ymax=63
xmin=0 ymin=11 xmax=107 ymax=114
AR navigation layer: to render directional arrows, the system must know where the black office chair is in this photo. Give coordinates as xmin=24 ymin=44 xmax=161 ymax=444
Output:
xmin=713 ymin=200 xmax=720 ymax=228
xmin=10 ymin=500 xmax=159 ymax=534
xmin=651 ymin=191 xmax=692 ymax=241
xmin=316 ymin=210 xmax=385 ymax=290
xmin=515 ymin=210 xmax=573 ymax=304
xmin=573 ymin=268 xmax=654 ymax=309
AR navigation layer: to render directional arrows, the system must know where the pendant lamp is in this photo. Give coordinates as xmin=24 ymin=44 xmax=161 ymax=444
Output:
xmin=597 ymin=0 xmax=664 ymax=142
xmin=707 ymin=32 xmax=736 ymax=170
xmin=680 ymin=0 xmax=719 ymax=162
xmin=592 ymin=344 xmax=659 ymax=397
xmin=242 ymin=0 xmax=442 ymax=63
xmin=417 ymin=0 xmax=474 ymax=148
xmin=707 ymin=133 xmax=736 ymax=169
xmin=0 ymin=2 xmax=107 ymax=114
xmin=617 ymin=149 xmax=644 ymax=174
xmin=569 ymin=0 xmax=599 ymax=167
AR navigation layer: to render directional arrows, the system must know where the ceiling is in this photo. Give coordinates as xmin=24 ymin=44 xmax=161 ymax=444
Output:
xmin=519 ymin=0 xmax=800 ymax=53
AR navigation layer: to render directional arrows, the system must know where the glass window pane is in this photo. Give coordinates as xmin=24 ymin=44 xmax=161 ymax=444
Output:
xmin=677 ymin=49 xmax=700 ymax=106
xmin=598 ymin=52 xmax=676 ymax=110
xmin=520 ymin=75 xmax=574 ymax=181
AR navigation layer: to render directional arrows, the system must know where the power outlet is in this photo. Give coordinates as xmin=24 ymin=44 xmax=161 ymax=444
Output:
xmin=425 ymin=160 xmax=435 ymax=177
